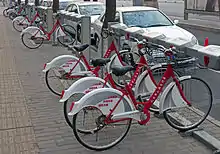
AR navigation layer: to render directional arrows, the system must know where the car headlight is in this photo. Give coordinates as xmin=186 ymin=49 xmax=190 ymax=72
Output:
xmin=191 ymin=36 xmax=198 ymax=45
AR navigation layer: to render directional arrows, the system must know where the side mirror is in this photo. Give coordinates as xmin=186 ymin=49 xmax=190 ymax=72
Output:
xmin=173 ymin=19 xmax=179 ymax=25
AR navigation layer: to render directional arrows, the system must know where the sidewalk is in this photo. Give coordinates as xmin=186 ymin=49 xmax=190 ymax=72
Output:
xmin=0 ymin=7 xmax=218 ymax=154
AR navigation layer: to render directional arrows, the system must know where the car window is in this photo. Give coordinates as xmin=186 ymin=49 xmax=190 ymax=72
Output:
xmin=66 ymin=4 xmax=73 ymax=11
xmin=79 ymin=4 xmax=105 ymax=16
xmin=122 ymin=10 xmax=173 ymax=28
xmin=71 ymin=4 xmax=78 ymax=13
xmin=101 ymin=12 xmax=120 ymax=23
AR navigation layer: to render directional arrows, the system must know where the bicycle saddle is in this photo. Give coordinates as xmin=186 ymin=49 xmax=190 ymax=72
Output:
xmin=90 ymin=58 xmax=111 ymax=67
xmin=111 ymin=65 xmax=134 ymax=76
xmin=69 ymin=44 xmax=89 ymax=52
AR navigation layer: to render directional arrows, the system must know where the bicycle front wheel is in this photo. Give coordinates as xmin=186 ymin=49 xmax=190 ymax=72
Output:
xmin=13 ymin=19 xmax=28 ymax=32
xmin=57 ymin=25 xmax=76 ymax=47
xmin=163 ymin=77 xmax=212 ymax=131
xmin=72 ymin=106 xmax=132 ymax=151
xmin=45 ymin=66 xmax=83 ymax=96
xmin=21 ymin=32 xmax=44 ymax=49
xmin=9 ymin=12 xmax=17 ymax=20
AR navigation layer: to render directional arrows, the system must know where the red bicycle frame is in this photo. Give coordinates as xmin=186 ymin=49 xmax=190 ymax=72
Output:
xmin=17 ymin=6 xmax=24 ymax=15
xmin=19 ymin=11 xmax=40 ymax=25
xmin=38 ymin=19 xmax=63 ymax=40
xmin=101 ymin=56 xmax=192 ymax=125
xmin=65 ymin=41 xmax=124 ymax=78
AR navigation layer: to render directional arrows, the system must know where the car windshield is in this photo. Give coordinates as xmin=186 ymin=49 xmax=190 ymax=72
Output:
xmin=122 ymin=10 xmax=173 ymax=28
xmin=79 ymin=4 xmax=105 ymax=16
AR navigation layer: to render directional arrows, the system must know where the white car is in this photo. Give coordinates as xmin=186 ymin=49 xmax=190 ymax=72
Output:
xmin=62 ymin=2 xmax=105 ymax=41
xmin=92 ymin=6 xmax=198 ymax=48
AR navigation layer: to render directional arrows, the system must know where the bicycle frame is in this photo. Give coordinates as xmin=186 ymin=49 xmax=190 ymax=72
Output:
xmin=103 ymin=58 xmax=192 ymax=125
xmin=19 ymin=11 xmax=40 ymax=25
xmin=65 ymin=41 xmax=124 ymax=78
xmin=38 ymin=19 xmax=63 ymax=40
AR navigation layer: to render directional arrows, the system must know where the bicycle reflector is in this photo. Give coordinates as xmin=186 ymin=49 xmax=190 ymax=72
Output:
xmin=43 ymin=63 xmax=47 ymax=69
xmin=125 ymin=32 xmax=130 ymax=40
xmin=204 ymin=55 xmax=210 ymax=67
xmin=60 ymin=90 xmax=65 ymax=99
xmin=137 ymin=43 xmax=144 ymax=49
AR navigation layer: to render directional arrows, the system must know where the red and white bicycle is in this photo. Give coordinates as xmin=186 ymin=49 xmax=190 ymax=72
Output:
xmin=12 ymin=8 xmax=41 ymax=32
xmin=20 ymin=13 xmax=75 ymax=49
xmin=60 ymin=40 xmax=213 ymax=151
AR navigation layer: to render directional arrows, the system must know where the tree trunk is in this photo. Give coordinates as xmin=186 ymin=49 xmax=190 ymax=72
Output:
xmin=102 ymin=0 xmax=116 ymax=29
xmin=35 ymin=0 xmax=39 ymax=6
xmin=53 ymin=0 xmax=59 ymax=13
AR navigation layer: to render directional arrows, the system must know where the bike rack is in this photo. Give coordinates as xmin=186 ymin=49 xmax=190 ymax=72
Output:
xmin=110 ymin=23 xmax=220 ymax=71
xmin=60 ymin=11 xmax=91 ymax=60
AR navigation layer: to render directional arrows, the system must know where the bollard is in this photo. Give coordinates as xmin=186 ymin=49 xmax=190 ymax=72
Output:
xmin=204 ymin=37 xmax=209 ymax=47
xmin=81 ymin=16 xmax=91 ymax=60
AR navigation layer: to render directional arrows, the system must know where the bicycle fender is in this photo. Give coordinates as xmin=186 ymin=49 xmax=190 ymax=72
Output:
xmin=67 ymin=88 xmax=136 ymax=116
xmin=42 ymin=55 xmax=87 ymax=73
xmin=135 ymin=64 xmax=163 ymax=97
xmin=106 ymin=50 xmax=130 ymax=73
xmin=12 ymin=16 xmax=28 ymax=24
xmin=59 ymin=77 xmax=111 ymax=103
xmin=159 ymin=75 xmax=192 ymax=114
xmin=20 ymin=26 xmax=46 ymax=38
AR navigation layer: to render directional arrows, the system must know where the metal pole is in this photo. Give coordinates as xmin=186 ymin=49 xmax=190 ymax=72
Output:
xmin=25 ymin=0 xmax=28 ymax=5
xmin=17 ymin=0 xmax=21 ymax=5
xmin=81 ymin=16 xmax=91 ymax=60
xmin=184 ymin=0 xmax=188 ymax=20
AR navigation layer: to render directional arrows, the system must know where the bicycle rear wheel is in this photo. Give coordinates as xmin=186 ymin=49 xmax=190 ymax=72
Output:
xmin=72 ymin=106 xmax=132 ymax=151
xmin=163 ymin=77 xmax=212 ymax=131
xmin=9 ymin=12 xmax=17 ymax=20
xmin=57 ymin=25 xmax=76 ymax=47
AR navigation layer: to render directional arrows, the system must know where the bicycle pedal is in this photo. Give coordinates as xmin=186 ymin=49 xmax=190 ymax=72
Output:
xmin=140 ymin=112 xmax=147 ymax=121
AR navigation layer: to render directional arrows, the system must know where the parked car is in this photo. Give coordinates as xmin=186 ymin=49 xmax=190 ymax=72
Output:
xmin=40 ymin=0 xmax=52 ymax=7
xmin=92 ymin=6 xmax=198 ymax=48
xmin=63 ymin=2 xmax=105 ymax=42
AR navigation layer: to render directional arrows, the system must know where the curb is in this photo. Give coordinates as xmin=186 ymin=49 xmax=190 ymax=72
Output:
xmin=178 ymin=22 xmax=220 ymax=34
xmin=157 ymin=111 xmax=220 ymax=153
xmin=159 ymin=0 xmax=184 ymax=3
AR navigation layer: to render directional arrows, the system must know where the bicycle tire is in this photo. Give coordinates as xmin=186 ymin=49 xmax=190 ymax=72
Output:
xmin=163 ymin=77 xmax=213 ymax=131
xmin=72 ymin=106 xmax=132 ymax=151
xmin=21 ymin=32 xmax=44 ymax=49
xmin=57 ymin=25 xmax=76 ymax=47
xmin=13 ymin=19 xmax=28 ymax=32
xmin=9 ymin=12 xmax=17 ymax=20
xmin=3 ymin=8 xmax=9 ymax=17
